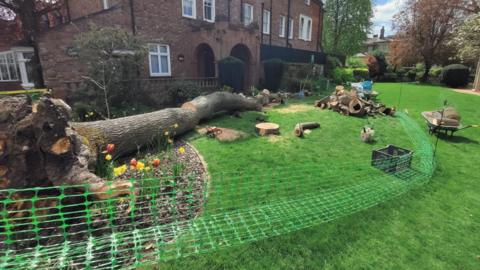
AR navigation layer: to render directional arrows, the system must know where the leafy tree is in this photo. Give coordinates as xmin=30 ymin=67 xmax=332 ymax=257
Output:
xmin=322 ymin=0 xmax=373 ymax=56
xmin=450 ymin=14 xmax=480 ymax=90
xmin=73 ymin=26 xmax=146 ymax=119
xmin=0 ymin=0 xmax=65 ymax=86
xmin=393 ymin=0 xmax=464 ymax=82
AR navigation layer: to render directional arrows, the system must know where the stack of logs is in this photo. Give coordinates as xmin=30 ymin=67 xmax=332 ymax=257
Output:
xmin=314 ymin=86 xmax=395 ymax=117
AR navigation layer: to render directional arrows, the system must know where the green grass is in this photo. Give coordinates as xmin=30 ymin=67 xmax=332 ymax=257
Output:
xmin=153 ymin=83 xmax=479 ymax=270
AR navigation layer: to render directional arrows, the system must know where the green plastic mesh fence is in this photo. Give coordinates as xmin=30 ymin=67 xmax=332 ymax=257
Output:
xmin=0 ymin=112 xmax=435 ymax=269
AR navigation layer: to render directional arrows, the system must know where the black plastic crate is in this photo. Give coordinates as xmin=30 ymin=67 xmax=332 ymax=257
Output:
xmin=371 ymin=145 xmax=412 ymax=173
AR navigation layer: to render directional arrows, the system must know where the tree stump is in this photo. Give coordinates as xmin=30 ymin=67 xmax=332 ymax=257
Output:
xmin=255 ymin=123 xmax=280 ymax=136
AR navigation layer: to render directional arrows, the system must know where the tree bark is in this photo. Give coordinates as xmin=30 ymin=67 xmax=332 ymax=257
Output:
xmin=474 ymin=56 xmax=480 ymax=91
xmin=0 ymin=92 xmax=261 ymax=195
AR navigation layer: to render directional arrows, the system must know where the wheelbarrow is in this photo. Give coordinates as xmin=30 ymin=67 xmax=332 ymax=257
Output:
xmin=421 ymin=110 xmax=478 ymax=137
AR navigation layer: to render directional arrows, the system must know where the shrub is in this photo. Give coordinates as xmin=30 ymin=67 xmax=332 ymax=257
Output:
xmin=263 ymin=58 xmax=285 ymax=91
xmin=406 ymin=69 xmax=416 ymax=81
xmin=167 ymin=80 xmax=202 ymax=105
xmin=325 ymin=56 xmax=342 ymax=77
xmin=346 ymin=57 xmax=366 ymax=68
xmin=369 ymin=50 xmax=388 ymax=77
xmin=378 ymin=73 xmax=398 ymax=82
xmin=218 ymin=56 xmax=244 ymax=91
xmin=441 ymin=64 xmax=470 ymax=88
xmin=332 ymin=68 xmax=354 ymax=84
xmin=429 ymin=66 xmax=442 ymax=78
xmin=396 ymin=67 xmax=407 ymax=79
xmin=281 ymin=78 xmax=302 ymax=92
xmin=353 ymin=69 xmax=370 ymax=80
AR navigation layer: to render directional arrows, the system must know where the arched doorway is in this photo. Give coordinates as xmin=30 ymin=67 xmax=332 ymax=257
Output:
xmin=195 ymin=43 xmax=216 ymax=78
xmin=230 ymin=44 xmax=252 ymax=91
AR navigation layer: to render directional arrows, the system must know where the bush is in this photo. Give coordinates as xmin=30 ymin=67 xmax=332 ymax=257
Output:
xmin=441 ymin=64 xmax=470 ymax=88
xmin=352 ymin=69 xmax=370 ymax=80
xmin=332 ymin=68 xmax=354 ymax=84
xmin=263 ymin=58 xmax=285 ymax=91
xmin=346 ymin=57 xmax=366 ymax=68
xmin=429 ymin=66 xmax=442 ymax=78
xmin=218 ymin=56 xmax=244 ymax=91
xmin=325 ymin=56 xmax=342 ymax=77
xmin=371 ymin=50 xmax=388 ymax=76
xmin=167 ymin=80 xmax=202 ymax=105
xmin=280 ymin=78 xmax=302 ymax=92
xmin=396 ymin=68 xmax=407 ymax=79
xmin=378 ymin=73 xmax=398 ymax=82
xmin=406 ymin=69 xmax=416 ymax=81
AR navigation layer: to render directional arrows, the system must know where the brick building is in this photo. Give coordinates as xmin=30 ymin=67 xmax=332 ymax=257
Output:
xmin=2 ymin=0 xmax=325 ymax=97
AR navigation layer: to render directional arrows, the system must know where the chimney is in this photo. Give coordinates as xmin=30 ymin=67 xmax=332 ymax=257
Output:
xmin=380 ymin=26 xmax=385 ymax=39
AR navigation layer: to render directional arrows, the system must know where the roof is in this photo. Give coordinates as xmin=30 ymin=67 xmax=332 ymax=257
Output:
xmin=363 ymin=37 xmax=393 ymax=46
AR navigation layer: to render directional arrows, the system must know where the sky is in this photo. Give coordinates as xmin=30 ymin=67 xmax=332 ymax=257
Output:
xmin=371 ymin=0 xmax=406 ymax=37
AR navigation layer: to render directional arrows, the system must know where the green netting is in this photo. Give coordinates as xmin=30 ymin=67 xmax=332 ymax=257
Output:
xmin=0 ymin=112 xmax=435 ymax=269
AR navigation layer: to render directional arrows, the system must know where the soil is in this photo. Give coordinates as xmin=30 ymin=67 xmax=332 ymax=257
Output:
xmin=0 ymin=140 xmax=208 ymax=269
xmin=275 ymin=104 xmax=314 ymax=114
xmin=197 ymin=127 xmax=248 ymax=142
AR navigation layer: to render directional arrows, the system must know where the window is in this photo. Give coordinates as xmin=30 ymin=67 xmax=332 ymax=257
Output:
xmin=288 ymin=18 xmax=294 ymax=39
xmin=262 ymin=10 xmax=271 ymax=34
xmin=243 ymin=3 xmax=253 ymax=26
xmin=102 ymin=0 xmax=109 ymax=9
xmin=203 ymin=0 xmax=215 ymax=22
xmin=299 ymin=15 xmax=312 ymax=41
xmin=279 ymin=16 xmax=286 ymax=37
xmin=149 ymin=44 xmax=171 ymax=77
xmin=182 ymin=0 xmax=196 ymax=19
xmin=0 ymin=52 xmax=19 ymax=82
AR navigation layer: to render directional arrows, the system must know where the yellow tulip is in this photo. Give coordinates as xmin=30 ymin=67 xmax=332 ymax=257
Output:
xmin=137 ymin=161 xmax=145 ymax=171
xmin=105 ymin=154 xmax=112 ymax=161
xmin=178 ymin=147 xmax=186 ymax=155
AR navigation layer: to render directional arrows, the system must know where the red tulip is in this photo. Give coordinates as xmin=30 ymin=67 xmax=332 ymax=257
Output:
xmin=106 ymin=144 xmax=115 ymax=153
xmin=130 ymin=158 xmax=138 ymax=167
xmin=152 ymin=159 xmax=161 ymax=168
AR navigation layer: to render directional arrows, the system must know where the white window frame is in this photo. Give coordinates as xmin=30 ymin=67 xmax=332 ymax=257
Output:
xmin=182 ymin=0 xmax=196 ymax=19
xmin=148 ymin=44 xmax=172 ymax=77
xmin=279 ymin=15 xmax=286 ymax=37
xmin=299 ymin=14 xmax=312 ymax=41
xmin=262 ymin=9 xmax=271 ymax=34
xmin=102 ymin=0 xmax=109 ymax=9
xmin=0 ymin=51 xmax=19 ymax=82
xmin=243 ymin=3 xmax=254 ymax=26
xmin=203 ymin=0 xmax=215 ymax=22
xmin=288 ymin=18 xmax=294 ymax=39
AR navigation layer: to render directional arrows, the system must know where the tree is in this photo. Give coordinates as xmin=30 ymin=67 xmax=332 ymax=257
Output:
xmin=73 ymin=26 xmax=146 ymax=119
xmin=393 ymin=0 xmax=463 ymax=82
xmin=323 ymin=0 xmax=373 ymax=56
xmin=450 ymin=14 xmax=480 ymax=90
xmin=0 ymin=0 xmax=64 ymax=86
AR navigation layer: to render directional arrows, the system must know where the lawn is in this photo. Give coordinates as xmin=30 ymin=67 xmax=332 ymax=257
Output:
xmin=151 ymin=83 xmax=479 ymax=270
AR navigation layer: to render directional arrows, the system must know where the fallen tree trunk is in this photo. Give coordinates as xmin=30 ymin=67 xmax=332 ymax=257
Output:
xmin=294 ymin=122 xmax=320 ymax=137
xmin=0 ymin=92 xmax=261 ymax=196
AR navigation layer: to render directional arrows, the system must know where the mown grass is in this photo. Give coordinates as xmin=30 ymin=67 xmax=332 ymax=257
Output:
xmin=150 ymin=83 xmax=479 ymax=270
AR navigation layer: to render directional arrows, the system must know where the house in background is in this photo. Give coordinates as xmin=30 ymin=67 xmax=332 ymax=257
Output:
xmin=0 ymin=20 xmax=35 ymax=90
xmin=362 ymin=26 xmax=393 ymax=56
xmin=29 ymin=0 xmax=325 ymax=99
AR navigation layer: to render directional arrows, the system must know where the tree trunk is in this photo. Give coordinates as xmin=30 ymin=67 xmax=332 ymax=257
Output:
xmin=474 ymin=56 xmax=480 ymax=91
xmin=421 ymin=60 xmax=432 ymax=82
xmin=0 ymin=92 xmax=261 ymax=196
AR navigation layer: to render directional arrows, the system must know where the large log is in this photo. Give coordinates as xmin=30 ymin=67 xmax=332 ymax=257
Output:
xmin=0 ymin=92 xmax=261 ymax=195
xmin=294 ymin=122 xmax=320 ymax=137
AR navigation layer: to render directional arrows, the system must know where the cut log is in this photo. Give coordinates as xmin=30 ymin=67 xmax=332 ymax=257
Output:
xmin=348 ymin=98 xmax=366 ymax=117
xmin=256 ymin=122 xmax=280 ymax=136
xmin=0 ymin=92 xmax=262 ymax=197
xmin=294 ymin=122 xmax=320 ymax=137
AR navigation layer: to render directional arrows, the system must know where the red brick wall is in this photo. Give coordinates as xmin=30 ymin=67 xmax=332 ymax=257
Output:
xmin=37 ymin=4 xmax=131 ymax=98
xmin=36 ymin=0 xmax=324 ymax=98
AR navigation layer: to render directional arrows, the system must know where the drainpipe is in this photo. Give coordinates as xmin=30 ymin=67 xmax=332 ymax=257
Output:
xmin=129 ymin=0 xmax=136 ymax=35
xmin=240 ymin=0 xmax=244 ymax=24
xmin=261 ymin=2 xmax=264 ymax=44
xmin=65 ymin=0 xmax=71 ymax=22
xmin=228 ymin=0 xmax=231 ymax=23
xmin=286 ymin=0 xmax=291 ymax=47
xmin=269 ymin=0 xmax=272 ymax=45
